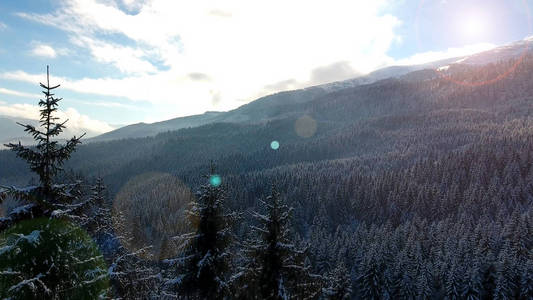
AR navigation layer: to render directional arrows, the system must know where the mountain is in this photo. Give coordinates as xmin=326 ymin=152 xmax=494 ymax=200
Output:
xmin=4 ymin=39 xmax=533 ymax=188
xmin=90 ymin=111 xmax=225 ymax=142
xmin=0 ymin=115 xmax=116 ymax=149
xmin=0 ymin=116 xmax=36 ymax=148
xmin=89 ymin=57 xmax=464 ymax=143
xmin=90 ymin=39 xmax=533 ymax=142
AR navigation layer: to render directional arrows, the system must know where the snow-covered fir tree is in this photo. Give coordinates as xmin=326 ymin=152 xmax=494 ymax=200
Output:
xmin=322 ymin=261 xmax=352 ymax=300
xmin=0 ymin=66 xmax=85 ymax=229
xmin=167 ymin=166 xmax=238 ymax=299
xmin=238 ymin=185 xmax=322 ymax=299
xmin=84 ymin=177 xmax=111 ymax=236
xmin=0 ymin=66 xmax=108 ymax=298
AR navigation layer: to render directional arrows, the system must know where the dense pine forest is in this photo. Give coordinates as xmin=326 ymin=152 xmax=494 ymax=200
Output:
xmin=1 ymin=52 xmax=533 ymax=298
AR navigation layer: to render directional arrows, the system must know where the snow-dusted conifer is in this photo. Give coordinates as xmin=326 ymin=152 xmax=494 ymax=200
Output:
xmin=169 ymin=165 xmax=237 ymax=299
xmin=0 ymin=67 xmax=110 ymax=299
xmin=1 ymin=66 xmax=85 ymax=229
xmin=323 ymin=261 xmax=352 ymax=300
xmin=239 ymin=184 xmax=321 ymax=299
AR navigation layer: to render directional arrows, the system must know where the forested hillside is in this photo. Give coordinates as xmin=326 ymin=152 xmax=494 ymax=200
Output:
xmin=1 ymin=53 xmax=533 ymax=298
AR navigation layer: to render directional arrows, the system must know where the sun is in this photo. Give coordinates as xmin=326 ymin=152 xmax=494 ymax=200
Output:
xmin=463 ymin=15 xmax=486 ymax=38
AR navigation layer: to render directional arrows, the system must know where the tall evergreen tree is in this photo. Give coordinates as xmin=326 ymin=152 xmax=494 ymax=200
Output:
xmin=1 ymin=66 xmax=84 ymax=229
xmin=323 ymin=261 xmax=352 ymax=300
xmin=239 ymin=185 xmax=321 ymax=299
xmin=169 ymin=166 xmax=237 ymax=299
xmin=0 ymin=66 xmax=108 ymax=299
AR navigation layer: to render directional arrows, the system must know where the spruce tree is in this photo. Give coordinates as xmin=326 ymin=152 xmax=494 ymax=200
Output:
xmin=239 ymin=185 xmax=321 ymax=299
xmin=1 ymin=65 xmax=84 ymax=227
xmin=357 ymin=246 xmax=382 ymax=299
xmin=322 ymin=261 xmax=352 ymax=300
xmin=170 ymin=166 xmax=237 ymax=299
xmin=0 ymin=66 xmax=109 ymax=299
xmin=83 ymin=177 xmax=111 ymax=236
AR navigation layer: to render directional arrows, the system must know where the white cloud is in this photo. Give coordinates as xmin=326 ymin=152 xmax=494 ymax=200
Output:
xmin=29 ymin=42 xmax=70 ymax=58
xmin=395 ymin=43 xmax=496 ymax=66
xmin=0 ymin=22 xmax=7 ymax=30
xmin=121 ymin=0 xmax=147 ymax=11
xmin=15 ymin=0 xmax=402 ymax=120
xmin=31 ymin=44 xmax=58 ymax=58
xmin=70 ymin=98 xmax=142 ymax=110
xmin=71 ymin=36 xmax=157 ymax=74
xmin=0 ymin=88 xmax=40 ymax=99
xmin=0 ymin=102 xmax=114 ymax=136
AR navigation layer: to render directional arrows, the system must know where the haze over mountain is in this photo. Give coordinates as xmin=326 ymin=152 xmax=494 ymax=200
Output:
xmin=89 ymin=38 xmax=532 ymax=143
xmin=0 ymin=115 xmax=119 ymax=149
xmin=3 ymin=39 xmax=527 ymax=146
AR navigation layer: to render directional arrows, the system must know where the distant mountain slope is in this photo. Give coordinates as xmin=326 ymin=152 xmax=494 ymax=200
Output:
xmin=88 ymin=61 xmax=455 ymax=142
xmin=0 ymin=115 xmax=115 ymax=149
xmin=0 ymin=117 xmax=36 ymax=148
xmin=90 ymin=111 xmax=225 ymax=142
xmin=90 ymin=39 xmax=532 ymax=142
xmin=89 ymin=87 xmax=329 ymax=142
xmin=4 ymin=47 xmax=533 ymax=191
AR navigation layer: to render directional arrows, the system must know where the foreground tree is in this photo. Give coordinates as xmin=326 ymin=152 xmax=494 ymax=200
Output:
xmin=0 ymin=218 xmax=108 ymax=299
xmin=0 ymin=67 xmax=108 ymax=298
xmin=0 ymin=66 xmax=85 ymax=229
xmin=167 ymin=167 xmax=238 ymax=299
xmin=238 ymin=185 xmax=322 ymax=299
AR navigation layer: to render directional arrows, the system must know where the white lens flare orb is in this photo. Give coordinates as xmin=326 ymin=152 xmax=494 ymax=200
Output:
xmin=270 ymin=140 xmax=280 ymax=150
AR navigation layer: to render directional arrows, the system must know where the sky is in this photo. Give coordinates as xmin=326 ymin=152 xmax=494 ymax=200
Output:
xmin=0 ymin=0 xmax=532 ymax=136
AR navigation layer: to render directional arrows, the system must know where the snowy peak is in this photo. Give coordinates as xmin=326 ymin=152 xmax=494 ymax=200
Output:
xmin=450 ymin=38 xmax=533 ymax=66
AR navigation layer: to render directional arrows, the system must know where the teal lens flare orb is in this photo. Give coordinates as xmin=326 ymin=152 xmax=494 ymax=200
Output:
xmin=270 ymin=140 xmax=280 ymax=150
xmin=210 ymin=175 xmax=222 ymax=187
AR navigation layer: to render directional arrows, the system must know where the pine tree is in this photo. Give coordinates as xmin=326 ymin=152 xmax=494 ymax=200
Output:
xmin=169 ymin=165 xmax=237 ymax=299
xmin=0 ymin=218 xmax=109 ymax=299
xmin=1 ymin=66 xmax=84 ymax=229
xmin=85 ymin=177 xmax=112 ymax=236
xmin=107 ymin=207 xmax=160 ymax=298
xmin=0 ymin=67 xmax=109 ymax=299
xmin=357 ymin=246 xmax=382 ymax=299
xmin=462 ymin=260 xmax=482 ymax=300
xmin=492 ymin=247 xmax=517 ymax=300
xmin=446 ymin=262 xmax=462 ymax=300
xmin=519 ymin=259 xmax=533 ymax=299
xmin=239 ymin=185 xmax=321 ymax=299
xmin=323 ymin=261 xmax=352 ymax=300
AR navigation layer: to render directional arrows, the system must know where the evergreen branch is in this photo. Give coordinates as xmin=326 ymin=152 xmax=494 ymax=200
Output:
xmin=39 ymin=83 xmax=60 ymax=90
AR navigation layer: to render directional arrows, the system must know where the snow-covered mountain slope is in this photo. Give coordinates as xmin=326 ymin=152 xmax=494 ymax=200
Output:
xmin=86 ymin=37 xmax=533 ymax=142
xmin=459 ymin=38 xmax=533 ymax=65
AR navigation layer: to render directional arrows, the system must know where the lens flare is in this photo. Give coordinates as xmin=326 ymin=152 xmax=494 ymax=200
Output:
xmin=294 ymin=115 xmax=317 ymax=138
xmin=415 ymin=0 xmax=532 ymax=87
xmin=464 ymin=17 xmax=485 ymax=37
xmin=113 ymin=172 xmax=195 ymax=260
xmin=270 ymin=140 xmax=280 ymax=150
xmin=209 ymin=175 xmax=222 ymax=187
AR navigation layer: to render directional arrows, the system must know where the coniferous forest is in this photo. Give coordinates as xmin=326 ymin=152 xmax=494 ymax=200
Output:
xmin=1 ymin=51 xmax=533 ymax=298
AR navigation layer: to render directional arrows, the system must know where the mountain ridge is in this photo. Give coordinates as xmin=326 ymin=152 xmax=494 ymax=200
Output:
xmin=89 ymin=38 xmax=533 ymax=142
